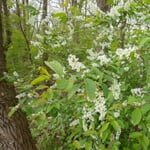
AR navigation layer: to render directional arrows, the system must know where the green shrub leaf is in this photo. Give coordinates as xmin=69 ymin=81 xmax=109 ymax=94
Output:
xmin=31 ymin=75 xmax=50 ymax=86
xmin=45 ymin=61 xmax=64 ymax=77
xmin=85 ymin=78 xmax=96 ymax=100
xmin=131 ymin=108 xmax=142 ymax=126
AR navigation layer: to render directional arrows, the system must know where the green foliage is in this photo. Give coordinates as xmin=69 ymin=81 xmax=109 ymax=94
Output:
xmin=7 ymin=0 xmax=150 ymax=149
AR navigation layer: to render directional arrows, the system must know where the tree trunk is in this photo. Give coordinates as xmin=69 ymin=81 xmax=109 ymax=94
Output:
xmin=42 ymin=0 xmax=48 ymax=20
xmin=96 ymin=0 xmax=110 ymax=12
xmin=0 ymin=0 xmax=37 ymax=149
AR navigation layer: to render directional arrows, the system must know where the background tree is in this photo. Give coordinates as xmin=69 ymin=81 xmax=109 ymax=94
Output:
xmin=96 ymin=0 xmax=110 ymax=12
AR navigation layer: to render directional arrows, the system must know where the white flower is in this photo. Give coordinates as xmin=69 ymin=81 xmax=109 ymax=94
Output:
xmin=16 ymin=92 xmax=26 ymax=99
xmin=116 ymin=46 xmax=138 ymax=60
xmin=97 ymin=54 xmax=110 ymax=66
xmin=114 ymin=110 xmax=120 ymax=118
xmin=109 ymin=80 xmax=121 ymax=100
xmin=92 ymin=63 xmax=99 ymax=67
xmin=108 ymin=6 xmax=120 ymax=18
xmin=84 ymin=22 xmax=93 ymax=28
xmin=13 ymin=71 xmax=19 ymax=77
xmin=27 ymin=93 xmax=33 ymax=98
xmin=116 ymin=129 xmax=121 ymax=140
xmin=82 ymin=106 xmax=94 ymax=122
xmin=122 ymin=100 xmax=127 ymax=107
xmin=53 ymin=73 xmax=60 ymax=79
xmin=31 ymin=41 xmax=41 ymax=46
xmin=68 ymin=54 xmax=85 ymax=72
xmin=75 ymin=15 xmax=84 ymax=21
xmin=70 ymin=119 xmax=79 ymax=126
xmin=34 ymin=49 xmax=43 ymax=59
xmin=53 ymin=43 xmax=61 ymax=48
xmin=61 ymin=41 xmax=67 ymax=46
xmin=87 ymin=49 xmax=98 ymax=60
xmin=36 ymin=34 xmax=43 ymax=40
xmin=81 ymin=69 xmax=90 ymax=78
xmin=124 ymin=0 xmax=131 ymax=11
xmin=45 ymin=30 xmax=51 ymax=34
xmin=124 ymin=67 xmax=129 ymax=71
xmin=95 ymin=92 xmax=107 ymax=121
xmin=131 ymin=88 xmax=145 ymax=97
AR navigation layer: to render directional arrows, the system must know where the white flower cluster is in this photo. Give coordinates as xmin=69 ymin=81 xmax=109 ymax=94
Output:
xmin=95 ymin=92 xmax=107 ymax=121
xmin=116 ymin=46 xmax=139 ymax=60
xmin=31 ymin=41 xmax=41 ymax=46
xmin=114 ymin=110 xmax=120 ymax=118
xmin=108 ymin=6 xmax=121 ymax=18
xmin=115 ymin=129 xmax=121 ymax=140
xmin=16 ymin=92 xmax=26 ymax=99
xmin=87 ymin=49 xmax=110 ymax=66
xmin=82 ymin=91 xmax=107 ymax=131
xmin=75 ymin=15 xmax=84 ymax=21
xmin=68 ymin=54 xmax=85 ymax=72
xmin=131 ymin=88 xmax=145 ymax=98
xmin=97 ymin=55 xmax=111 ymax=66
xmin=82 ymin=106 xmax=94 ymax=122
xmin=34 ymin=49 xmax=43 ymax=60
xmin=69 ymin=119 xmax=79 ymax=127
xmin=109 ymin=79 xmax=121 ymax=100
xmin=13 ymin=71 xmax=19 ymax=77
xmin=87 ymin=49 xmax=99 ymax=60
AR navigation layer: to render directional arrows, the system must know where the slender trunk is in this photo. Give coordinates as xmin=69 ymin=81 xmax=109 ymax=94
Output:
xmin=15 ymin=0 xmax=32 ymax=63
xmin=0 ymin=1 xmax=36 ymax=149
xmin=42 ymin=0 xmax=48 ymax=20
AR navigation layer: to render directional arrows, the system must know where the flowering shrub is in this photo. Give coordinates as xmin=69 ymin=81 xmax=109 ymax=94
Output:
xmin=11 ymin=0 xmax=150 ymax=149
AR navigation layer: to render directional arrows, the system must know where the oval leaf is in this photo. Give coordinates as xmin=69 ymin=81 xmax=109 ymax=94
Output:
xmin=131 ymin=108 xmax=142 ymax=126
xmin=111 ymin=120 xmax=120 ymax=131
xmin=129 ymin=132 xmax=142 ymax=139
xmin=31 ymin=75 xmax=50 ymax=86
xmin=45 ymin=61 xmax=64 ymax=77
xmin=100 ymin=122 xmax=110 ymax=133
xmin=85 ymin=78 xmax=96 ymax=100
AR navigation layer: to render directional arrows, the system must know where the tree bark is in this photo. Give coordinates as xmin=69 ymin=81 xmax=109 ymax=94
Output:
xmin=0 ymin=0 xmax=37 ymax=149
xmin=42 ymin=0 xmax=48 ymax=20
xmin=96 ymin=0 xmax=110 ymax=12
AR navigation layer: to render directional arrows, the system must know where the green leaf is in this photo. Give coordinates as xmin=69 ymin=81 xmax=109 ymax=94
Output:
xmin=56 ymin=77 xmax=74 ymax=91
xmin=84 ymin=130 xmax=97 ymax=137
xmin=129 ymin=132 xmax=142 ymax=138
xmin=131 ymin=108 xmax=142 ymax=126
xmin=68 ymin=84 xmax=81 ymax=99
xmin=141 ymin=104 xmax=150 ymax=114
xmin=56 ymin=79 xmax=69 ymax=91
xmin=85 ymin=142 xmax=92 ymax=150
xmin=142 ymin=135 xmax=149 ymax=149
xmin=85 ymin=78 xmax=96 ymax=100
xmin=102 ymin=130 xmax=110 ymax=143
xmin=111 ymin=120 xmax=120 ymax=131
xmin=30 ymin=75 xmax=50 ymax=86
xmin=139 ymin=37 xmax=150 ymax=48
xmin=100 ymin=122 xmax=110 ymax=133
xmin=143 ymin=0 xmax=150 ymax=5
xmin=65 ymin=77 xmax=75 ymax=91
xmin=39 ymin=67 xmax=51 ymax=77
xmin=35 ymin=89 xmax=53 ymax=105
xmin=73 ymin=140 xmax=80 ymax=149
xmin=45 ymin=61 xmax=64 ymax=77
xmin=102 ymin=83 xmax=109 ymax=97
xmin=127 ymin=96 xmax=137 ymax=105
